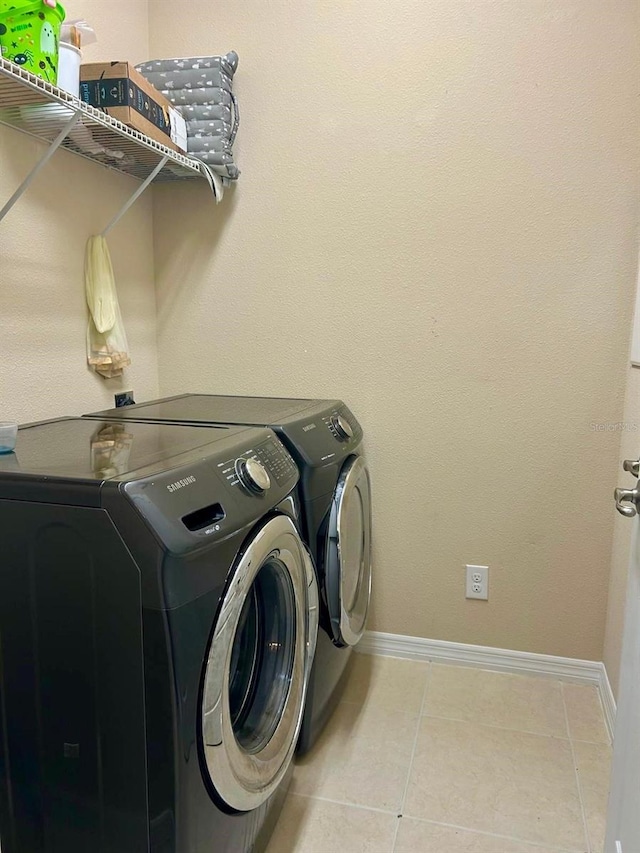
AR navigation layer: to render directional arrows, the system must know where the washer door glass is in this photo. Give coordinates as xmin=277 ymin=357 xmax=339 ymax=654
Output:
xmin=228 ymin=561 xmax=295 ymax=753
xmin=200 ymin=514 xmax=318 ymax=812
xmin=325 ymin=455 xmax=372 ymax=647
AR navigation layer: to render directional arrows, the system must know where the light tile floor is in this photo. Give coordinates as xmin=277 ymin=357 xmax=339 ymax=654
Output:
xmin=267 ymin=655 xmax=612 ymax=853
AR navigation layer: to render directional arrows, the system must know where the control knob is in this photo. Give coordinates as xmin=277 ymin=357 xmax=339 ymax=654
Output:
xmin=235 ymin=457 xmax=271 ymax=494
xmin=332 ymin=414 xmax=353 ymax=441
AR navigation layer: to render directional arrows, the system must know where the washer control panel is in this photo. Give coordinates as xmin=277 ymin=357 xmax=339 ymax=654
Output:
xmin=281 ymin=402 xmax=363 ymax=469
xmin=324 ymin=409 xmax=356 ymax=443
xmin=123 ymin=429 xmax=299 ymax=551
xmin=330 ymin=413 xmax=354 ymax=441
xmin=235 ymin=456 xmax=271 ymax=493
xmin=217 ymin=436 xmax=297 ymax=493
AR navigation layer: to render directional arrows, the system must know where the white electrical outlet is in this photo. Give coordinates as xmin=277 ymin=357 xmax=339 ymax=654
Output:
xmin=466 ymin=564 xmax=489 ymax=600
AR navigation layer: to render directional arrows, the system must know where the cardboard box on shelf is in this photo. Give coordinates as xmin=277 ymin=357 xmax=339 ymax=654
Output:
xmin=79 ymin=62 xmax=187 ymax=153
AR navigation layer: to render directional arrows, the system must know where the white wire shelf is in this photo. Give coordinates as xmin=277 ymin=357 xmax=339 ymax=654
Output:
xmin=0 ymin=56 xmax=202 ymax=183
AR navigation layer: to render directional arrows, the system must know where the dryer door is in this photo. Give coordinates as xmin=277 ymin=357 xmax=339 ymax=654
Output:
xmin=325 ymin=455 xmax=372 ymax=647
xmin=200 ymin=514 xmax=318 ymax=812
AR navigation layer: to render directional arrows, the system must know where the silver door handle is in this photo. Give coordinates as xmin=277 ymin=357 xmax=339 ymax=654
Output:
xmin=615 ymin=487 xmax=640 ymax=517
xmin=623 ymin=458 xmax=640 ymax=477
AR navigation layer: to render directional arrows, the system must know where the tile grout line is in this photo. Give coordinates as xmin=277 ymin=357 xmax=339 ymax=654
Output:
xmin=400 ymin=814 xmax=585 ymax=853
xmin=561 ymin=682 xmax=593 ymax=853
xmin=390 ymin=662 xmax=433 ymax=853
xmin=571 ymin=736 xmax=613 ymax=747
xmin=288 ymin=791 xmax=399 ymax=817
xmin=420 ymin=710 xmax=571 ymax=741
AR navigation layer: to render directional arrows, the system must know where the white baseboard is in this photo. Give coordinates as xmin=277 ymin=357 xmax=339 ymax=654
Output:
xmin=598 ymin=662 xmax=617 ymax=742
xmin=356 ymin=630 xmax=616 ymax=740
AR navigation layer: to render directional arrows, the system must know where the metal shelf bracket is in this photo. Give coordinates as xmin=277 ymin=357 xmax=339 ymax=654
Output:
xmin=102 ymin=155 xmax=169 ymax=236
xmin=0 ymin=110 xmax=81 ymax=223
xmin=0 ymin=61 xmax=219 ymax=232
xmin=0 ymin=115 xmax=168 ymax=234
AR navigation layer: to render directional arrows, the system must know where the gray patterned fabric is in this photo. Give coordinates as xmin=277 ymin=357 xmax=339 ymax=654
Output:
xmin=187 ymin=120 xmax=230 ymax=137
xmin=180 ymin=103 xmax=233 ymax=121
xmin=146 ymin=88 xmax=233 ymax=107
xmin=140 ymin=68 xmax=232 ymax=90
xmin=136 ymin=52 xmax=239 ymax=180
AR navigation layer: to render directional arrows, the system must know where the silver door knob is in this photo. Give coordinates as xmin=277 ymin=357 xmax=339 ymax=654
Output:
xmin=623 ymin=458 xmax=640 ymax=477
xmin=615 ymin=487 xmax=640 ymax=517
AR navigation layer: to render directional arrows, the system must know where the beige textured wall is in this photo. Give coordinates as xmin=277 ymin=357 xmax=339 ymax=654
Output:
xmin=149 ymin=1 xmax=639 ymax=659
xmin=0 ymin=0 xmax=158 ymax=425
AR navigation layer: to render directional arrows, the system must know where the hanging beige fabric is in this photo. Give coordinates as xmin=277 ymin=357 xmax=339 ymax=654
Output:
xmin=85 ymin=235 xmax=131 ymax=378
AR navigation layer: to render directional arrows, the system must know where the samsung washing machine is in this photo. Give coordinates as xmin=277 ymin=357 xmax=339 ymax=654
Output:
xmin=0 ymin=417 xmax=318 ymax=853
xmin=85 ymin=395 xmax=372 ymax=754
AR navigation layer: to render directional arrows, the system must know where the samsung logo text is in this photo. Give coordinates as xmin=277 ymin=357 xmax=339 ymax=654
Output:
xmin=167 ymin=475 xmax=197 ymax=493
